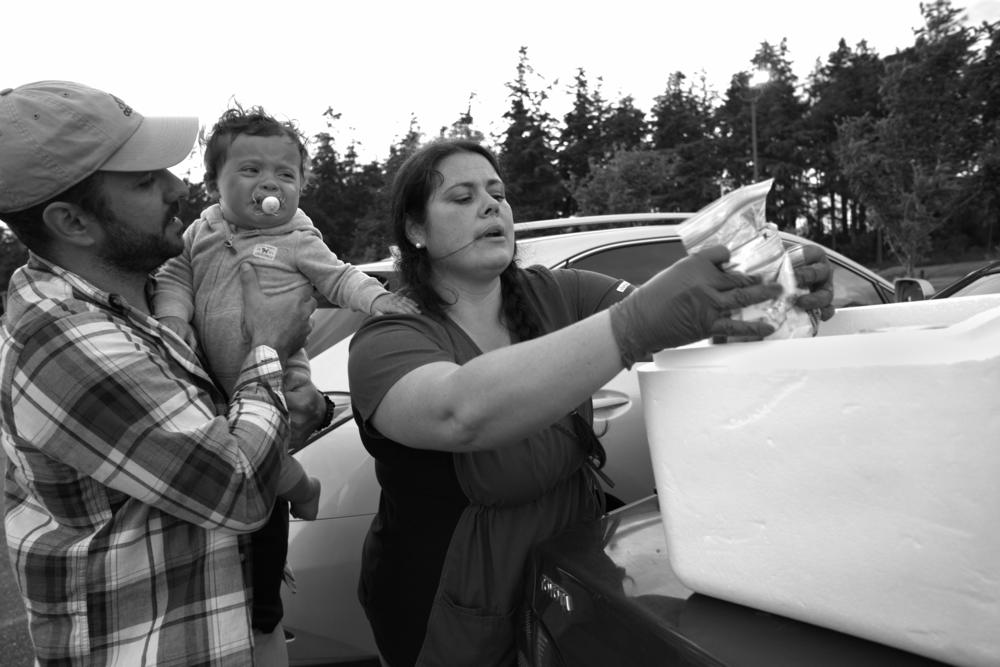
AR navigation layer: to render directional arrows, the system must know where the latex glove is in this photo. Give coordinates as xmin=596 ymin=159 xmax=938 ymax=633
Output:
xmin=289 ymin=477 xmax=322 ymax=521
xmin=609 ymin=245 xmax=784 ymax=367
xmin=788 ymin=244 xmax=836 ymax=321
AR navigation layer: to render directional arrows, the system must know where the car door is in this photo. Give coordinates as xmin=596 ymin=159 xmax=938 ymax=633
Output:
xmin=557 ymin=238 xmax=689 ymax=504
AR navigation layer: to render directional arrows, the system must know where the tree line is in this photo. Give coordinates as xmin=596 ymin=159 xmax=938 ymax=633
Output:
xmin=2 ymin=0 xmax=998 ymax=291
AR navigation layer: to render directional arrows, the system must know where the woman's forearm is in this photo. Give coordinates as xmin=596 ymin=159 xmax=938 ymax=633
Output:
xmin=373 ymin=311 xmax=625 ymax=451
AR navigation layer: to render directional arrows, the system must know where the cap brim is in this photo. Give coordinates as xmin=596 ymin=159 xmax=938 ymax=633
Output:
xmin=101 ymin=115 xmax=199 ymax=172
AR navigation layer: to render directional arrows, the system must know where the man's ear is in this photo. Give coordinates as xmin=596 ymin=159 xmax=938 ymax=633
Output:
xmin=41 ymin=202 xmax=98 ymax=248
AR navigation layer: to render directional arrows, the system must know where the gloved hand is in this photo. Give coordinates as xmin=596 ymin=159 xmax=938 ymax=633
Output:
xmin=609 ymin=245 xmax=784 ymax=367
xmin=788 ymin=244 xmax=836 ymax=321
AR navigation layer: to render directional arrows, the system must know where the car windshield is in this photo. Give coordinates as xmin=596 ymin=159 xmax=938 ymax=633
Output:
xmin=950 ymin=272 xmax=1000 ymax=298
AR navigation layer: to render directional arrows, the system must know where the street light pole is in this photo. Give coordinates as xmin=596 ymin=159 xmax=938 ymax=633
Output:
xmin=751 ymin=95 xmax=760 ymax=182
xmin=748 ymin=69 xmax=770 ymax=182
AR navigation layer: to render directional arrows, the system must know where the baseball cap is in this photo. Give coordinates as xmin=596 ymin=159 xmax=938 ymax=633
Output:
xmin=0 ymin=80 xmax=199 ymax=212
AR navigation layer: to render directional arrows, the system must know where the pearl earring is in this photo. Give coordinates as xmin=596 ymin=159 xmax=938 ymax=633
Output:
xmin=414 ymin=242 xmax=422 ymax=249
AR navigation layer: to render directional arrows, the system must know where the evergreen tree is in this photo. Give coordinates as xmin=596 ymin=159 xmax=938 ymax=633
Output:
xmin=557 ymin=68 xmax=608 ymax=215
xmin=837 ymin=0 xmax=982 ymax=273
xmin=750 ymin=41 xmax=811 ymax=232
xmin=951 ymin=9 xmax=1000 ymax=254
xmin=349 ymin=117 xmax=424 ymax=261
xmin=648 ymin=71 xmax=722 ymax=210
xmin=439 ymin=93 xmax=486 ymax=143
xmin=803 ymin=38 xmax=885 ymax=253
xmin=497 ymin=47 xmax=566 ymax=221
xmin=179 ymin=180 xmax=212 ymax=225
xmin=600 ymin=95 xmax=647 ymax=154
xmin=300 ymin=108 xmax=348 ymax=257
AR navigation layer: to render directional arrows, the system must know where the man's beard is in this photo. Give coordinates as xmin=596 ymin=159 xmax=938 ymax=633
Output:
xmin=97 ymin=213 xmax=183 ymax=274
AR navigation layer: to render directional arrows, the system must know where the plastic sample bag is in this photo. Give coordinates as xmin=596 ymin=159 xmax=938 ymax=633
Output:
xmin=677 ymin=179 xmax=817 ymax=340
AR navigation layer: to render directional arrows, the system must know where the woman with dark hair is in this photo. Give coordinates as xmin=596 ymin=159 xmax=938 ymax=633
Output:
xmin=347 ymin=139 xmax=835 ymax=666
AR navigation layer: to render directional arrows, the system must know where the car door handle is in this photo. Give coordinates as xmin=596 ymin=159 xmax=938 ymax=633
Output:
xmin=592 ymin=390 xmax=631 ymax=422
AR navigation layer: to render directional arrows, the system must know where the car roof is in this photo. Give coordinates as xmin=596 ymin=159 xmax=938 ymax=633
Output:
xmin=355 ymin=212 xmax=891 ymax=291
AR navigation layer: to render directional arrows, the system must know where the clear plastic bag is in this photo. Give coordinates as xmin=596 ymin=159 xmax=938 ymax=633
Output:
xmin=677 ymin=179 xmax=817 ymax=341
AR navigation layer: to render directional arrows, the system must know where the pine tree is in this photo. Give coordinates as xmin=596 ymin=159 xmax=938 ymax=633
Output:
xmin=497 ymin=47 xmax=566 ymax=221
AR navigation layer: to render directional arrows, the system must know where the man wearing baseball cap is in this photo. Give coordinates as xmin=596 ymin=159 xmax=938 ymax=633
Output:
xmin=0 ymin=81 xmax=323 ymax=665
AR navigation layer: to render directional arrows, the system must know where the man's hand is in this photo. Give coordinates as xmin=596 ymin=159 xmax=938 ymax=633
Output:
xmin=240 ymin=262 xmax=316 ymax=362
xmin=284 ymin=369 xmax=325 ymax=452
xmin=289 ymin=477 xmax=322 ymax=521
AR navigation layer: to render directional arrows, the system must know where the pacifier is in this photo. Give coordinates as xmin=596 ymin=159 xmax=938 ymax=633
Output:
xmin=261 ymin=196 xmax=281 ymax=215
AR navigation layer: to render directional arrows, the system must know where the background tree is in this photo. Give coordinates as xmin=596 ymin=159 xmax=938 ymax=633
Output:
xmin=348 ymin=117 xmax=425 ymax=261
xmin=649 ymin=71 xmax=722 ymax=210
xmin=0 ymin=226 xmax=27 ymax=305
xmin=802 ymin=38 xmax=885 ymax=256
xmin=751 ymin=41 xmax=810 ymax=230
xmin=837 ymin=0 xmax=983 ymax=274
xmin=600 ymin=94 xmax=647 ymax=155
xmin=439 ymin=94 xmax=486 ymax=143
xmin=179 ymin=180 xmax=212 ymax=225
xmin=570 ymin=149 xmax=679 ymax=214
xmin=557 ymin=69 xmax=609 ymax=214
xmin=497 ymin=47 xmax=566 ymax=220
xmin=961 ymin=14 xmax=1000 ymax=255
xmin=300 ymin=108 xmax=351 ymax=253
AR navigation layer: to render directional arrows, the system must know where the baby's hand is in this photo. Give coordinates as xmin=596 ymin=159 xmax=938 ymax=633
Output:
xmin=289 ymin=477 xmax=321 ymax=521
xmin=372 ymin=292 xmax=420 ymax=315
xmin=158 ymin=316 xmax=198 ymax=349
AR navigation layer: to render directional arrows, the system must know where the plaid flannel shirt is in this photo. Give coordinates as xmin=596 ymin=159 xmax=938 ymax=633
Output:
xmin=1 ymin=254 xmax=288 ymax=666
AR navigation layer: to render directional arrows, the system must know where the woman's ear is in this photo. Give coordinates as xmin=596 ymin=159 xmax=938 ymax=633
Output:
xmin=404 ymin=217 xmax=424 ymax=248
xmin=41 ymin=201 xmax=98 ymax=248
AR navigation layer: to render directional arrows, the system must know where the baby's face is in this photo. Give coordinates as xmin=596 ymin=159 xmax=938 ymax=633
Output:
xmin=215 ymin=134 xmax=303 ymax=229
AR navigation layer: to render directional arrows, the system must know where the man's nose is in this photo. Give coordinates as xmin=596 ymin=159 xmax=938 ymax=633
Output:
xmin=163 ymin=171 xmax=188 ymax=201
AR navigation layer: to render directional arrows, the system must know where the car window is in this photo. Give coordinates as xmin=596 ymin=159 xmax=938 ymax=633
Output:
xmin=951 ymin=272 xmax=1000 ymax=298
xmin=565 ymin=240 xmax=688 ymax=285
xmin=831 ymin=263 xmax=883 ymax=307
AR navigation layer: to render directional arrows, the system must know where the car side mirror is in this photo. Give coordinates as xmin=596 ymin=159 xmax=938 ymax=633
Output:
xmin=894 ymin=277 xmax=935 ymax=302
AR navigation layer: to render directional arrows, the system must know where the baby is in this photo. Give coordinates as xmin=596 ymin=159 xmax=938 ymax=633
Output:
xmin=153 ymin=104 xmax=418 ymax=518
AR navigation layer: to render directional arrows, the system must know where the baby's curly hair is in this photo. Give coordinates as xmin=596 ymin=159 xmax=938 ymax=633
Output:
xmin=202 ymin=102 xmax=312 ymax=194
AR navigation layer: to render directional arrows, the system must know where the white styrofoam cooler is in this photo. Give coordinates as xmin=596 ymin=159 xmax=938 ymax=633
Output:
xmin=638 ymin=294 xmax=1000 ymax=667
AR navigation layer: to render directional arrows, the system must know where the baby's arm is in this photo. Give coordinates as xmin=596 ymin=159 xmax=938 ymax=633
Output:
xmin=153 ymin=225 xmax=198 ymax=346
xmin=295 ymin=229 xmax=410 ymax=314
xmin=159 ymin=316 xmax=198 ymax=348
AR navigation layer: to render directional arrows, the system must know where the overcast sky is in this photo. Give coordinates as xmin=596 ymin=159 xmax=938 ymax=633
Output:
xmin=5 ymin=0 xmax=999 ymax=175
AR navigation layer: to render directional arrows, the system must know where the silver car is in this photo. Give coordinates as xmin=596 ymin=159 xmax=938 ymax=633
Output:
xmin=282 ymin=213 xmax=896 ymax=665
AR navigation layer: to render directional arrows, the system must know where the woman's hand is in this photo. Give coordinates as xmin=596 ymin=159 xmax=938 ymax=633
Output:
xmin=609 ymin=245 xmax=784 ymax=367
xmin=788 ymin=244 xmax=836 ymax=321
